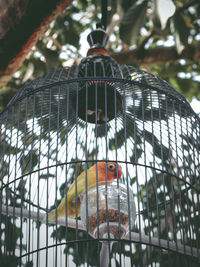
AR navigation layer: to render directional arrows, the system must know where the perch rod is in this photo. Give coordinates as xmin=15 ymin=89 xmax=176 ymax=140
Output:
xmin=1 ymin=204 xmax=199 ymax=258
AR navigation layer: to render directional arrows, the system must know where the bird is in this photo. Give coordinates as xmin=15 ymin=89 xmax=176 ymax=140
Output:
xmin=47 ymin=161 xmax=122 ymax=221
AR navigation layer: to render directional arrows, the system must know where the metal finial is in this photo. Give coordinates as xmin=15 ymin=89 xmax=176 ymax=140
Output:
xmin=87 ymin=28 xmax=108 ymax=49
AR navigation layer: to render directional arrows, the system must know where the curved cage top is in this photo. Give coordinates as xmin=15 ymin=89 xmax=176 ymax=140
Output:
xmin=5 ymin=54 xmax=192 ymax=112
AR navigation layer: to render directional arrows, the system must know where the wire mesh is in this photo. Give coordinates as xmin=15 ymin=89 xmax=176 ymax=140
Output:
xmin=0 ymin=54 xmax=200 ymax=266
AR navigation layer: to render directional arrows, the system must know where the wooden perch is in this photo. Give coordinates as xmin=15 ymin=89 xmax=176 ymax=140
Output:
xmin=1 ymin=204 xmax=199 ymax=258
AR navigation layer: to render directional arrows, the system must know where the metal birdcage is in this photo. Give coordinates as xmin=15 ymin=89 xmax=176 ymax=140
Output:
xmin=1 ymin=23 xmax=200 ymax=267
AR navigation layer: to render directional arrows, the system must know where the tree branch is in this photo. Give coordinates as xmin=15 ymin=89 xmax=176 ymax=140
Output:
xmin=137 ymin=30 xmax=155 ymax=51
xmin=178 ymin=0 xmax=199 ymax=12
xmin=0 ymin=0 xmax=73 ymax=89
xmin=111 ymin=43 xmax=200 ymax=65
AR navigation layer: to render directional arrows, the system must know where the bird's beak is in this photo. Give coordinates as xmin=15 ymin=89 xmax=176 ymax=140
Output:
xmin=115 ymin=164 xmax=122 ymax=179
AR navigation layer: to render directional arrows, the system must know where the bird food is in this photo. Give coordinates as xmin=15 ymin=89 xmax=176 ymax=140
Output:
xmin=87 ymin=208 xmax=129 ymax=239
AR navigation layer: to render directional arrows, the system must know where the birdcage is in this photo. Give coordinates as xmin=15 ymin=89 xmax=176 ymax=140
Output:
xmin=1 ymin=7 xmax=200 ymax=267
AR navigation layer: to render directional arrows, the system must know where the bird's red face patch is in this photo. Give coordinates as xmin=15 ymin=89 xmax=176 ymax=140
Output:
xmin=96 ymin=162 xmax=122 ymax=183
xmin=106 ymin=162 xmax=122 ymax=180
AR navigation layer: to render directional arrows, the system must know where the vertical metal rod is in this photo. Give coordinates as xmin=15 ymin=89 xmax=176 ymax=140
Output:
xmin=0 ymin=111 xmax=8 ymax=257
xmin=8 ymin=105 xmax=14 ymax=257
xmin=141 ymin=85 xmax=151 ymax=265
xmin=75 ymin=79 xmax=79 ymax=267
xmin=20 ymin=95 xmax=29 ymax=267
xmin=172 ymin=102 xmax=186 ymax=255
xmin=101 ymin=0 xmax=108 ymax=29
xmin=38 ymin=89 xmax=44 ymax=267
xmin=116 ymin=68 xmax=123 ymax=266
xmin=65 ymin=83 xmax=70 ymax=266
xmin=189 ymin=111 xmax=200 ymax=262
xmin=13 ymin=103 xmax=20 ymax=260
xmin=103 ymin=64 xmax=112 ymax=259
xmin=132 ymin=83 xmax=143 ymax=266
xmin=149 ymin=88 xmax=162 ymax=262
xmin=177 ymin=103 xmax=191 ymax=257
xmin=100 ymin=241 xmax=113 ymax=267
xmin=94 ymin=72 xmax=100 ymax=265
xmin=46 ymin=86 xmax=52 ymax=267
xmin=55 ymin=85 xmax=61 ymax=267
xmin=113 ymin=77 xmax=122 ymax=264
xmin=29 ymin=93 xmax=36 ymax=264
xmin=167 ymin=99 xmax=177 ymax=258
xmin=184 ymin=107 xmax=196 ymax=259
xmin=164 ymin=96 xmax=171 ymax=255
xmin=123 ymin=81 xmax=132 ymax=266
xmin=157 ymin=91 xmax=169 ymax=261
xmin=84 ymin=69 xmax=89 ymax=267
xmin=1 ymin=112 xmax=8 ymax=256
xmin=193 ymin=120 xmax=200 ymax=264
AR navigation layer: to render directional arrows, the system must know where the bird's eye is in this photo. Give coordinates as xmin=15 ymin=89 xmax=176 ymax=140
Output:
xmin=108 ymin=163 xmax=115 ymax=170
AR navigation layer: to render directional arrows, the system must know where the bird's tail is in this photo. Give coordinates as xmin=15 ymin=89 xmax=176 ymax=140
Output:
xmin=42 ymin=200 xmax=80 ymax=224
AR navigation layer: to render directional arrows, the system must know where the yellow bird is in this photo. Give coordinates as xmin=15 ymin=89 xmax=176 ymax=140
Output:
xmin=48 ymin=161 xmax=122 ymax=221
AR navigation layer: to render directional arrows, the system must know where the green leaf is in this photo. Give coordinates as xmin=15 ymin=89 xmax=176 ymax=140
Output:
xmin=152 ymin=0 xmax=176 ymax=30
xmin=144 ymin=130 xmax=170 ymax=163
xmin=24 ymin=261 xmax=33 ymax=267
xmin=108 ymin=127 xmax=131 ymax=150
xmin=4 ymin=220 xmax=22 ymax=252
xmin=170 ymin=11 xmax=190 ymax=54
xmin=169 ymin=76 xmax=200 ymax=101
xmin=130 ymin=147 xmax=143 ymax=163
xmin=17 ymin=179 xmax=26 ymax=192
xmin=19 ymin=151 xmax=38 ymax=174
xmin=39 ymin=173 xmax=55 ymax=179
xmin=131 ymin=176 xmax=137 ymax=184
xmin=120 ymin=0 xmax=138 ymax=12
xmin=119 ymin=0 xmax=148 ymax=45
xmin=22 ymin=62 xmax=34 ymax=83
xmin=0 ymin=255 xmax=18 ymax=267
xmin=36 ymin=40 xmax=60 ymax=70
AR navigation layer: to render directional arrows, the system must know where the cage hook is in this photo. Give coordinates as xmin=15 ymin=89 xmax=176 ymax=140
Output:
xmin=101 ymin=0 xmax=108 ymax=30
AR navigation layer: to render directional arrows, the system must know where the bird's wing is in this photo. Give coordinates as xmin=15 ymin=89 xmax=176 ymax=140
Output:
xmin=67 ymin=167 xmax=96 ymax=203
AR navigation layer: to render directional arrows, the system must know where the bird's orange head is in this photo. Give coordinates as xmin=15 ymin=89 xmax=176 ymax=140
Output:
xmin=96 ymin=161 xmax=122 ymax=182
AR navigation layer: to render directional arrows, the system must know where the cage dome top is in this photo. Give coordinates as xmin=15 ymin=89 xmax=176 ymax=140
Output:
xmin=5 ymin=54 xmax=192 ymax=114
xmin=3 ymin=25 xmax=194 ymax=122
